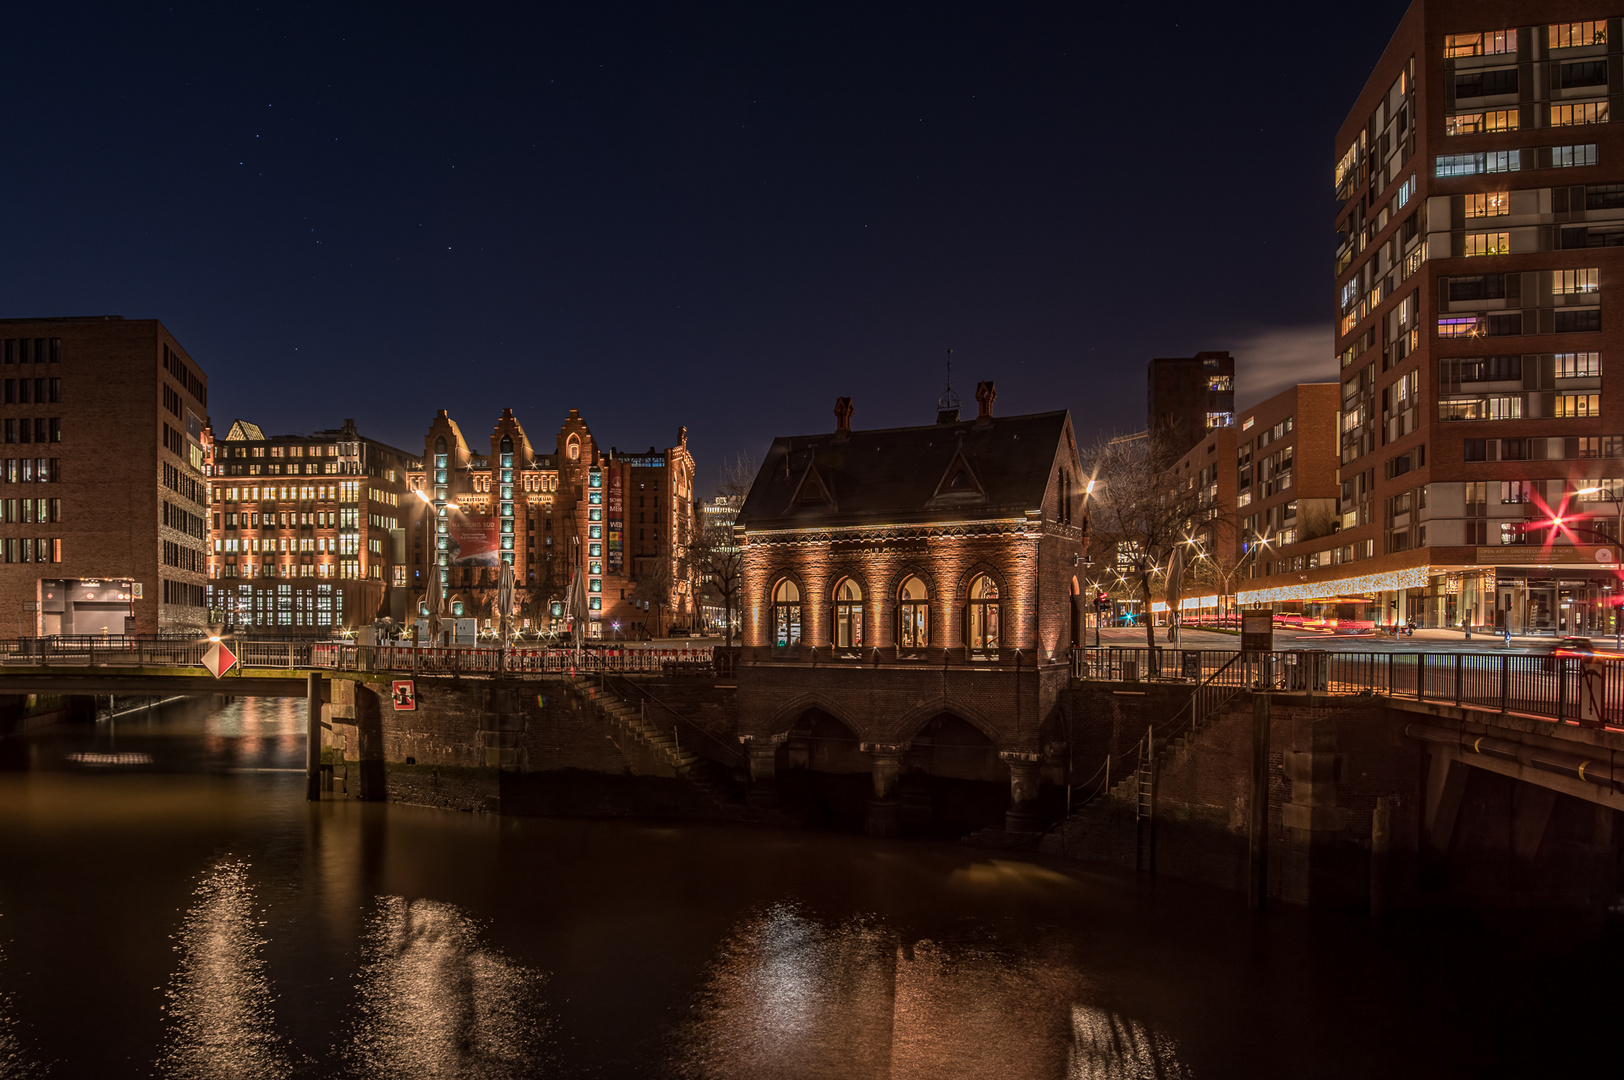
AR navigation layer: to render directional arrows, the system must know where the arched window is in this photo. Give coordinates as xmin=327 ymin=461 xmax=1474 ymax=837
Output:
xmin=898 ymin=575 xmax=929 ymax=651
xmin=1060 ymin=471 xmax=1072 ymax=525
xmin=967 ymin=574 xmax=1000 ymax=654
xmin=567 ymin=436 xmax=581 ymax=462
xmin=434 ymin=436 xmax=447 ymax=455
xmin=772 ymin=579 xmax=802 ymax=648
xmin=833 ymin=577 xmax=863 ymax=649
xmin=500 ymin=435 xmax=513 ymax=454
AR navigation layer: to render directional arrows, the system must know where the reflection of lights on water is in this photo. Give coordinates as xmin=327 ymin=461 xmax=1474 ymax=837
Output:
xmin=65 ymin=751 xmax=153 ymax=766
xmin=0 ymin=928 xmax=43 ymax=1079
xmin=155 ymin=859 xmax=292 ymax=1080
xmin=346 ymin=896 xmax=550 ymax=1079
xmin=673 ymin=903 xmax=1193 ymax=1080
xmin=1069 ymin=1007 xmax=1191 ymax=1080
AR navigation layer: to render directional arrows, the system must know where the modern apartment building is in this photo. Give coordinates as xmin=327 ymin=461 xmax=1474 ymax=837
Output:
xmin=408 ymin=410 xmax=697 ymax=639
xmin=1242 ymin=3 xmax=1624 ymax=633
xmin=204 ymin=419 xmax=417 ymax=631
xmin=0 ymin=316 xmax=209 ymax=637
xmin=1158 ymin=383 xmax=1338 ymax=623
xmin=1147 ymin=351 xmax=1236 ymax=457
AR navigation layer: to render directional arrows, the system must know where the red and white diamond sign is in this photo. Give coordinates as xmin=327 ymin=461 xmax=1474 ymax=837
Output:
xmin=201 ymin=640 xmax=238 ymax=678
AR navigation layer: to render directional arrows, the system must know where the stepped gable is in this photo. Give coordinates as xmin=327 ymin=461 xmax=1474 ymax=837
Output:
xmin=738 ymin=410 xmax=1071 ymax=529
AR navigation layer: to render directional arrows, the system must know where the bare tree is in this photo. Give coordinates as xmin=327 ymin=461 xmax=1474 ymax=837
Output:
xmin=693 ymin=511 xmax=743 ymax=645
xmin=1082 ymin=432 xmax=1211 ymax=652
xmin=631 ymin=556 xmax=677 ymax=637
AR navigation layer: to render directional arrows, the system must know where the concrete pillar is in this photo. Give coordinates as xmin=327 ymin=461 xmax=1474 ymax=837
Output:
xmin=1000 ymin=750 xmax=1042 ymax=832
xmin=306 ymin=672 xmax=322 ymax=802
xmin=1422 ymin=750 xmax=1468 ymax=856
xmin=742 ymin=735 xmax=781 ymax=808
xmin=1280 ymin=712 xmax=1350 ymax=905
xmin=862 ymin=741 xmax=909 ymax=837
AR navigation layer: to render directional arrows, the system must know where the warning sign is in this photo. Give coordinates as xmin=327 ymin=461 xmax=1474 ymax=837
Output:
xmin=391 ymin=680 xmax=417 ymax=712
xmin=201 ymin=641 xmax=238 ymax=678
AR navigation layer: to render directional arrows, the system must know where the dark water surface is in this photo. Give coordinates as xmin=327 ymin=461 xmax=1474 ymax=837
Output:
xmin=0 ymin=697 xmax=1618 ymax=1078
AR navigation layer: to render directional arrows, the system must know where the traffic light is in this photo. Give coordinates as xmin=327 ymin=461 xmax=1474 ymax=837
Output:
xmin=1095 ymin=592 xmax=1109 ymax=611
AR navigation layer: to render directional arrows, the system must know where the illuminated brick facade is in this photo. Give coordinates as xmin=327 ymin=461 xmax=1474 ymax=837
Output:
xmin=204 ymin=419 xmax=417 ymax=630
xmin=406 ymin=409 xmax=696 ymax=638
xmin=734 ymin=388 xmax=1087 ymax=829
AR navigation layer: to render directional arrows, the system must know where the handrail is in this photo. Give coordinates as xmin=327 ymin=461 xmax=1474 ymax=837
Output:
xmin=598 ymin=669 xmax=746 ymax=764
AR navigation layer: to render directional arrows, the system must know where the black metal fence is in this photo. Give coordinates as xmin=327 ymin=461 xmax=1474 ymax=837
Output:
xmin=1073 ymin=646 xmax=1622 ymax=728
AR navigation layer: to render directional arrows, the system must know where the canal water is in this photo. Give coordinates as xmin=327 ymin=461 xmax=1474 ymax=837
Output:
xmin=0 ymin=697 xmax=1619 ymax=1079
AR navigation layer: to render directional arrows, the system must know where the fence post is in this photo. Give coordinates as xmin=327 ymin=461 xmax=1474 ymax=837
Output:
xmin=1454 ymin=653 xmax=1464 ymax=707
xmin=1500 ymin=654 xmax=1510 ymax=714
xmin=1416 ymin=654 xmax=1426 ymax=702
xmin=1557 ymin=661 xmax=1567 ymax=725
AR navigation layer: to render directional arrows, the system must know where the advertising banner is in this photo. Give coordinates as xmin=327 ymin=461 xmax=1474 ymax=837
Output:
xmin=449 ymin=516 xmax=500 ymax=567
xmin=608 ymin=466 xmax=623 ymax=572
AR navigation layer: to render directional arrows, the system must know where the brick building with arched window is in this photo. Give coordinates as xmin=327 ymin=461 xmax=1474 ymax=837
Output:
xmin=734 ymin=383 xmax=1088 ymax=834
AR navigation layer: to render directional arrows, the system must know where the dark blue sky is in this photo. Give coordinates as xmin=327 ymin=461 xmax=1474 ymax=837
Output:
xmin=4 ymin=1 xmax=1409 ymax=487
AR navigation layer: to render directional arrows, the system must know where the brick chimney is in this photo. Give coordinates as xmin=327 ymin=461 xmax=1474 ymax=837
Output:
xmin=834 ymin=396 xmax=854 ymax=435
xmin=975 ymin=381 xmax=996 ymax=420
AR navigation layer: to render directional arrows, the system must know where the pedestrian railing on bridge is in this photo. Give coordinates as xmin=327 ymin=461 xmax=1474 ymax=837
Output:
xmin=1072 ymin=645 xmax=1623 ymax=729
xmin=0 ymin=637 xmax=317 ymax=669
xmin=310 ymin=643 xmax=719 ymax=677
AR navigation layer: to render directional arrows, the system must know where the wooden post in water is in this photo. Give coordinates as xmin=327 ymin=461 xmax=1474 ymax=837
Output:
xmin=306 ymin=672 xmax=322 ymax=802
xmin=1248 ymin=692 xmax=1270 ymax=910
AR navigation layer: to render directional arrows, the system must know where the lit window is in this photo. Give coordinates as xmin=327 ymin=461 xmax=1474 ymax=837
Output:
xmin=966 ymin=575 xmax=1000 ymax=655
xmin=1551 ymin=22 xmax=1606 ymax=49
xmin=1552 ymin=101 xmax=1610 ymax=127
xmin=1555 ymin=352 xmax=1602 ymax=377
xmin=1445 ymin=29 xmax=1516 ymax=57
xmin=832 ymin=577 xmax=863 ymax=649
xmin=1464 ymin=192 xmax=1509 ymax=217
xmin=1463 ymin=232 xmax=1509 ymax=256
xmin=897 ymin=576 xmax=929 ymax=650
xmin=1554 ymin=393 xmax=1601 ymax=417
xmin=772 ymin=579 xmax=802 ymax=648
xmin=1552 ymin=144 xmax=1599 ymax=168
xmin=1438 ymin=317 xmax=1483 ymax=338
xmin=1554 ymin=268 xmax=1601 ymax=294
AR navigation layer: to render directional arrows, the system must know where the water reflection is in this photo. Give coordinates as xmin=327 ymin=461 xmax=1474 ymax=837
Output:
xmin=345 ymin=896 xmax=550 ymax=1079
xmin=1068 ymin=1008 xmax=1189 ymax=1080
xmin=155 ymin=859 xmax=293 ymax=1080
xmin=673 ymin=903 xmax=1192 ymax=1080
xmin=0 ymin=933 xmax=42 ymax=1079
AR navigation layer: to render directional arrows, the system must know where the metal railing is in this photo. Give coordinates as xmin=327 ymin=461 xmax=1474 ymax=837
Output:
xmin=0 ymin=638 xmax=318 ymax=669
xmin=1073 ymin=646 xmax=1623 ymax=728
xmin=311 ymin=643 xmax=721 ymax=677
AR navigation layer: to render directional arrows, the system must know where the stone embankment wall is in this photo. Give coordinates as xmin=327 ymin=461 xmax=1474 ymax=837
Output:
xmin=321 ymin=673 xmax=738 ymax=816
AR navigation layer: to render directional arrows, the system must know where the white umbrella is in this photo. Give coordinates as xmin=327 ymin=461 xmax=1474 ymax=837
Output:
xmin=497 ymin=559 xmax=515 ymax=646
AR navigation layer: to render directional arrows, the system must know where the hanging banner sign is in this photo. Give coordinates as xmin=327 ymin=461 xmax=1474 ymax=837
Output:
xmin=607 ymin=464 xmax=623 ymax=572
xmin=449 ymin=516 xmax=500 ymax=567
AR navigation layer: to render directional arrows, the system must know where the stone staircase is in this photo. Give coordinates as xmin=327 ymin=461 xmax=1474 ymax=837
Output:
xmin=567 ymin=676 xmax=737 ymax=808
xmin=1039 ymin=691 xmax=1252 ymax=860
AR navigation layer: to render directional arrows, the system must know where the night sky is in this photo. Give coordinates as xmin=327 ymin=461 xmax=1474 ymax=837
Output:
xmin=5 ymin=1 xmax=1410 ymax=487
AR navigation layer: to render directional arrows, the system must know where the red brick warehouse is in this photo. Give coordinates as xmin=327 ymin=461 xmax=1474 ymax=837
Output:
xmin=734 ymin=382 xmax=1090 ymax=835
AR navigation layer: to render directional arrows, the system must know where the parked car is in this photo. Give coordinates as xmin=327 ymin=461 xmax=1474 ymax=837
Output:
xmin=1538 ymin=636 xmax=1596 ymax=672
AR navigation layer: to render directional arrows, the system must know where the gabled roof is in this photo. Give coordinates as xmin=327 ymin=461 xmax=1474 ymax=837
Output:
xmin=222 ymin=419 xmax=265 ymax=442
xmin=738 ymin=410 xmax=1075 ymax=530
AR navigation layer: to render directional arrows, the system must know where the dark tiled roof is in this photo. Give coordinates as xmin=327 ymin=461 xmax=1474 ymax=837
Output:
xmin=739 ymin=410 xmax=1074 ymax=530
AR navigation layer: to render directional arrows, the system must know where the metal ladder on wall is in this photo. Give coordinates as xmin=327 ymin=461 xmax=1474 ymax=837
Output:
xmin=1134 ymin=724 xmax=1156 ymax=873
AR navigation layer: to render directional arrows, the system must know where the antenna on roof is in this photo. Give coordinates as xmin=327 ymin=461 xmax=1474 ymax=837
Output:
xmin=936 ymin=349 xmax=961 ymax=424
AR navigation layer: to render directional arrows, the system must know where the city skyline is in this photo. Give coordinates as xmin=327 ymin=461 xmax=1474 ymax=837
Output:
xmin=1 ymin=1 xmax=1410 ymax=488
